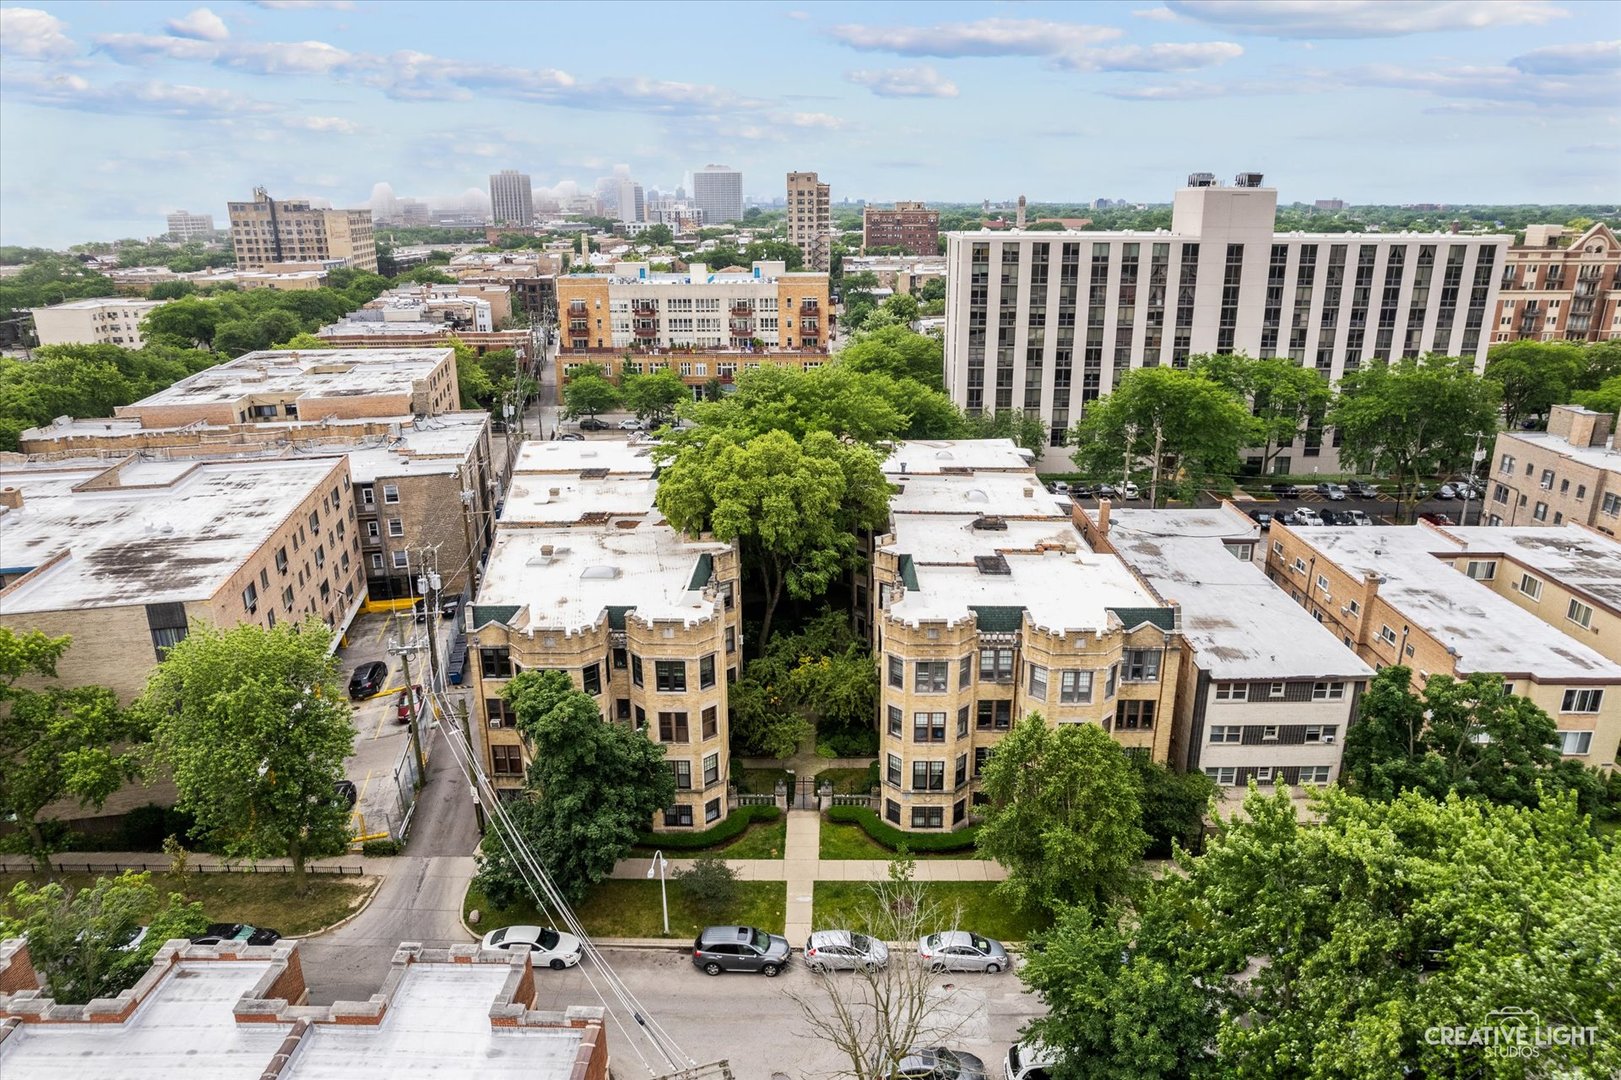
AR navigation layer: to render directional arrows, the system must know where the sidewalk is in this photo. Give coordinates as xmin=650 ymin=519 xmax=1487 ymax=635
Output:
xmin=0 ymin=851 xmax=374 ymax=874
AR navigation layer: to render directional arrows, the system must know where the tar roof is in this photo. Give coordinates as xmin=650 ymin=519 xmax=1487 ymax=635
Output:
xmin=1104 ymin=506 xmax=1374 ymax=681
xmin=125 ymin=348 xmax=450 ymax=408
xmin=1287 ymin=525 xmax=1621 ymax=680
xmin=0 ymin=457 xmax=339 ymax=613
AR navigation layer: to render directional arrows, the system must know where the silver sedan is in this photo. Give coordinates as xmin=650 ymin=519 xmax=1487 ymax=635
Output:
xmin=917 ymin=930 xmax=1009 ymax=973
xmin=805 ymin=929 xmax=889 ymax=973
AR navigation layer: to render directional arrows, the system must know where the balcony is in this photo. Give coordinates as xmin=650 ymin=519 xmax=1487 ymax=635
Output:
xmin=729 ymin=303 xmax=753 ymax=317
xmin=567 ymin=302 xmax=588 ymax=317
xmin=799 ymin=302 xmax=820 ymax=315
xmin=633 ymin=322 xmax=658 ymax=338
xmin=632 ymin=302 xmax=657 ymax=317
xmin=569 ymin=320 xmax=588 ymax=333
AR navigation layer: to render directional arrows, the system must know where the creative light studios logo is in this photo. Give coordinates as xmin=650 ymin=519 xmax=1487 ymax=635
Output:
xmin=1425 ymin=1006 xmax=1601 ymax=1059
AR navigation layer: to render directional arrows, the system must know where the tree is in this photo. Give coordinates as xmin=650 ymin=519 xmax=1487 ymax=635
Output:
xmin=976 ymin=717 xmax=1148 ymax=916
xmin=1572 ymin=373 xmax=1621 ymax=418
xmin=561 ymin=373 xmax=620 ymax=419
xmin=276 ymin=331 xmax=334 ymax=350
xmin=447 ymin=338 xmax=496 ymax=408
xmin=1 ymin=871 xmax=206 ymax=1004
xmin=621 ymin=367 xmax=689 ymax=424
xmin=1131 ymin=753 xmax=1217 ymax=858
xmin=0 ymin=630 xmax=144 ymax=872
xmin=656 ymin=430 xmax=891 ymax=650
xmin=139 ymin=620 xmax=355 ymax=894
xmin=1193 ymin=354 xmax=1332 ymax=476
xmin=839 ymin=325 xmax=946 ymax=390
xmin=1069 ymin=368 xmax=1257 ymax=505
xmin=1576 ymin=340 xmax=1621 ymax=391
xmin=964 ymin=409 xmax=1048 ymax=456
xmin=1484 ymin=340 xmax=1583 ymax=429
xmin=142 ymin=296 xmax=220 ymax=350
xmin=916 ymin=277 xmax=946 ymax=304
xmin=674 ymin=854 xmax=739 ymax=920
xmin=642 ymin=223 xmax=674 ymax=246
xmin=472 ymin=671 xmax=673 ymax=904
xmin=1342 ymin=666 xmax=1607 ymax=812
xmin=399 ymin=267 xmax=456 ymax=286
xmin=1331 ymin=354 xmax=1501 ymax=521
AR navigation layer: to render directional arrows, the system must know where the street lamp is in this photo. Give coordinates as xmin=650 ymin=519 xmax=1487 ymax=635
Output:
xmin=646 ymin=850 xmax=669 ymax=935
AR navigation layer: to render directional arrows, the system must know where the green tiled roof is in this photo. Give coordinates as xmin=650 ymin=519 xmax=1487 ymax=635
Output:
xmin=1110 ymin=606 xmax=1175 ymax=632
xmin=898 ymin=554 xmax=920 ymax=591
xmin=607 ymin=605 xmax=634 ymax=630
xmin=970 ymin=605 xmax=1025 ymax=632
xmin=688 ymin=553 xmax=714 ymax=590
xmin=471 ymin=604 xmax=520 ymax=628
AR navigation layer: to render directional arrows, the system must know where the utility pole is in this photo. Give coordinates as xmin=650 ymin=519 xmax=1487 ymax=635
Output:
xmin=389 ymin=637 xmax=427 ymax=785
xmin=457 ymin=696 xmax=484 ymax=833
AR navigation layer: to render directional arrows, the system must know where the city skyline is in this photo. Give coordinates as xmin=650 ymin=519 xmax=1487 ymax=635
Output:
xmin=0 ymin=0 xmax=1618 ymax=247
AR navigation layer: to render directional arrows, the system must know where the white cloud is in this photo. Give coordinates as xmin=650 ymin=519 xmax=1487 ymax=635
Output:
xmin=223 ymin=39 xmax=354 ymax=74
xmin=1131 ymin=7 xmax=1183 ymax=20
xmin=1162 ymin=0 xmax=1569 ymax=39
xmin=1511 ymin=40 xmax=1621 ymax=75
xmin=0 ymin=7 xmax=76 ymax=59
xmin=250 ymin=1 xmax=356 ymax=9
xmin=3 ymin=70 xmax=274 ymax=118
xmin=1059 ymin=40 xmax=1243 ymax=71
xmin=94 ymin=31 xmax=222 ymax=63
xmin=779 ymin=110 xmax=848 ymax=129
xmin=166 ymin=8 xmax=229 ymax=42
xmin=846 ymin=65 xmax=960 ymax=98
xmin=284 ymin=114 xmax=361 ymax=134
xmin=830 ymin=17 xmax=1120 ymax=57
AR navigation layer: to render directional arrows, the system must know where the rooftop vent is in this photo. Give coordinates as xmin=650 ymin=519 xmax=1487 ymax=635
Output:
xmin=579 ymin=468 xmax=610 ymax=479
xmin=1235 ymin=172 xmax=1264 ymax=188
xmin=580 ymin=565 xmax=619 ymax=580
xmin=972 ymin=515 xmax=1008 ymax=531
xmin=1188 ymin=172 xmax=1217 ymax=188
xmin=964 ymin=488 xmax=990 ymax=503
xmin=934 ymin=450 xmax=954 ymax=460
xmin=975 ymin=554 xmax=1012 ymax=575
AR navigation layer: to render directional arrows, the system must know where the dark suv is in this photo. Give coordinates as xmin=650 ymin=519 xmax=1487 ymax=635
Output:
xmin=347 ymin=661 xmax=388 ymax=699
xmin=692 ymin=925 xmax=791 ymax=977
xmin=577 ymin=418 xmax=610 ymax=431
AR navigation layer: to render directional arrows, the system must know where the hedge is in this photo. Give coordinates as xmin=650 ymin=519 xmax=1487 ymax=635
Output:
xmin=361 ymin=838 xmax=402 ymax=856
xmin=636 ymin=804 xmax=781 ymax=851
xmin=825 ymin=805 xmax=980 ymax=852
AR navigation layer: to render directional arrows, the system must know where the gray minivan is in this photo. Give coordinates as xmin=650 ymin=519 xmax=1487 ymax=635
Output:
xmin=692 ymin=925 xmax=791 ymax=977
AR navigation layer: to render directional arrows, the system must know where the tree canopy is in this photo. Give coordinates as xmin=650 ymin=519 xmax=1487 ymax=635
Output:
xmin=621 ymin=367 xmax=689 ymax=424
xmin=1484 ymin=340 xmax=1584 ymax=429
xmin=1193 ymin=354 xmax=1332 ymax=475
xmin=142 ymin=273 xmax=389 ymax=355
xmin=727 ymin=610 xmax=876 ymax=758
xmin=139 ymin=620 xmax=355 ymax=891
xmin=0 ymin=343 xmax=219 ymax=451
xmin=838 ymin=325 xmax=946 ymax=391
xmin=562 ymin=371 xmax=620 ymax=419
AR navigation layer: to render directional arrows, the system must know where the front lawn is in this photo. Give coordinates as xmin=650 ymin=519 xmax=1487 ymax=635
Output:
xmin=632 ymin=813 xmax=788 ymax=860
xmin=817 ymin=818 xmax=989 ymax=861
xmin=814 ymin=767 xmax=875 ymax=795
xmin=467 ymin=878 xmax=787 ymax=940
xmin=735 ymin=768 xmax=791 ymax=796
xmin=811 ymin=881 xmax=1049 ymax=944
xmin=0 ymin=871 xmax=378 ymax=938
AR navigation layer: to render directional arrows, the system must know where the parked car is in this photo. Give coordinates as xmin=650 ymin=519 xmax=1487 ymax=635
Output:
xmin=412 ymin=596 xmax=430 ymax=623
xmin=1292 ymin=507 xmax=1323 ymax=526
xmin=1048 ymin=481 xmax=1069 ymax=495
xmin=333 ymin=779 xmax=357 ymax=807
xmin=440 ymin=597 xmax=461 ymax=621
xmin=1317 ymin=483 xmax=1347 ymax=501
xmin=893 ymin=1047 xmax=988 ymax=1080
xmin=116 ymin=926 xmax=150 ymax=954
xmin=1437 ymin=483 xmax=1459 ymax=500
xmin=1418 ymin=512 xmax=1456 ymax=526
xmin=1070 ymin=483 xmax=1094 ymax=499
xmin=191 ymin=923 xmax=281 ymax=947
xmin=1269 ymin=483 xmax=1302 ymax=497
xmin=1247 ymin=509 xmax=1274 ymax=529
xmin=1004 ymin=1040 xmax=1058 ymax=1080
xmin=347 ymin=661 xmax=388 ymax=700
xmin=1345 ymin=480 xmax=1378 ymax=498
xmin=805 ymin=929 xmax=889 ymax=973
xmin=1319 ymin=509 xmax=1344 ymax=526
xmin=577 ymin=417 xmax=609 ymax=431
xmin=691 ymin=925 xmax=791 ymax=977
xmin=917 ymin=930 xmax=1009 ymax=973
xmin=480 ymin=925 xmax=583 ymax=970
xmin=617 ymin=417 xmax=646 ymax=431
xmin=557 ymin=432 xmax=585 ymax=442
xmin=394 ymin=685 xmax=422 ymax=725
xmin=1122 ymin=481 xmax=1141 ymax=500
xmin=1095 ymin=483 xmax=1118 ymax=500
xmin=1344 ymin=509 xmax=1374 ymax=526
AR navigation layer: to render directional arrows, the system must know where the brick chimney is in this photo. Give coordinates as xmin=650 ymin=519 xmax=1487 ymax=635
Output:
xmin=1096 ymin=498 xmax=1111 ymax=536
xmin=0 ymin=487 xmax=21 ymax=510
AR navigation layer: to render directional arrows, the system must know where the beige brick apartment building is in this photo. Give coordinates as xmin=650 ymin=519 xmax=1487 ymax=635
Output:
xmin=1487 ymin=405 xmax=1621 ymax=536
xmin=1492 ymin=223 xmax=1621 ymax=344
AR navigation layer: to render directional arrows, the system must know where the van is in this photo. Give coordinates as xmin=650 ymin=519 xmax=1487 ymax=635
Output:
xmin=1004 ymin=1039 xmax=1057 ymax=1080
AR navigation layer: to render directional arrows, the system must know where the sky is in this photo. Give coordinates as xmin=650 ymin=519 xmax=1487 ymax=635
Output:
xmin=1 ymin=0 xmax=1617 ymax=248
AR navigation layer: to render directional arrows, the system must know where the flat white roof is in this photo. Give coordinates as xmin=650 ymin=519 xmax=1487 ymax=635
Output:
xmin=503 ymin=473 xmax=660 ymax=524
xmin=882 ymin=438 xmax=1035 ymax=475
xmin=1448 ymin=525 xmax=1621 ymax=613
xmin=30 ymin=297 xmax=164 ymax=312
xmin=513 ymin=438 xmax=659 ymax=476
xmin=948 ymin=228 xmax=1510 ymax=242
xmin=1501 ymin=430 xmax=1621 ymax=476
xmin=886 ymin=471 xmax=1068 ymax=517
xmin=0 ymin=457 xmax=337 ymax=613
xmin=1104 ymin=507 xmax=1374 ymax=681
xmin=1289 ymin=525 xmax=1621 ymax=680
xmin=127 ymin=348 xmax=449 ymax=408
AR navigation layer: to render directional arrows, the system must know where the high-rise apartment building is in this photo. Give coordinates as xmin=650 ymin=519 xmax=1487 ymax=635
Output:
xmin=165 ymin=211 xmax=215 ymax=240
xmin=29 ymin=298 xmax=164 ymax=348
xmin=227 ymin=188 xmax=377 ymax=273
xmin=786 ymin=171 xmax=831 ymax=271
xmin=944 ymin=173 xmax=1509 ymax=469
xmin=692 ymin=165 xmax=743 ymax=224
xmin=489 ymin=170 xmax=533 ymax=227
xmin=614 ymin=179 xmax=646 ymax=224
xmin=1492 ymin=223 xmax=1621 ymax=344
xmin=863 ymin=201 xmax=939 ymax=256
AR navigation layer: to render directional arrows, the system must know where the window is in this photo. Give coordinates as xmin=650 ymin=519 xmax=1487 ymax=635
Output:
xmin=957 ymin=706 xmax=970 ymax=737
xmin=1312 ymin=681 xmax=1346 ymax=701
xmin=1209 ymin=725 xmax=1241 ymax=744
xmin=1123 ymin=650 xmax=1161 ymax=682
xmin=1533 ymin=501 xmax=1548 ymax=522
xmin=914 ymin=661 xmax=949 ymax=692
xmin=1292 ymin=557 xmax=1307 ymax=574
xmin=1115 ymin=700 xmax=1155 ymax=730
xmin=1059 ymin=670 xmax=1093 ymax=704
xmin=1603 ymin=493 xmax=1621 ymax=517
xmin=1269 ymin=683 xmax=1285 ymax=698
xmin=1347 ymin=599 xmax=1361 ymax=617
xmin=1539 ymin=468 xmax=1555 ymax=490
xmin=616 ymin=698 xmax=631 ymax=722
xmin=612 ymin=648 xmax=628 ymax=671
xmin=308 ymin=510 xmax=319 ymax=531
xmin=1304 ymin=725 xmax=1338 ymax=743
xmin=367 ymin=521 xmax=380 ymax=539
xmin=388 ymin=519 xmax=405 ymax=537
xmin=491 ymin=745 xmax=523 ymax=775
xmin=974 ymin=747 xmax=991 ymax=777
xmin=1205 ymin=766 xmax=1238 ymax=785
xmin=704 ymin=798 xmax=721 ymax=824
xmin=887 ymin=654 xmax=904 ymax=688
xmin=725 ymin=627 xmax=736 ymax=653
xmin=1494 ymin=484 xmax=1510 ymax=504
xmin=1273 ymin=540 xmax=1284 ymax=556
xmin=1316 ymin=574 xmax=1330 ymax=592
xmin=1256 ymin=767 xmax=1275 ymax=784
xmin=1301 ymin=766 xmax=1332 ymax=784
xmin=480 ymin=647 xmax=512 ymax=678
xmin=1558 ymin=730 xmax=1594 ymax=755
xmin=671 ymin=760 xmax=692 ymax=789
xmin=392 ymin=551 xmax=409 ymax=569
xmin=911 ymin=807 xmax=944 ymax=829
xmin=370 ymin=553 xmax=383 ymax=570
xmin=702 ymin=706 xmax=718 ymax=739
xmin=913 ymin=712 xmax=946 ymax=742
xmin=146 ymin=603 xmax=188 ymax=660
xmin=703 ymin=753 xmax=720 ymax=787
xmin=655 ymin=660 xmax=687 ymax=692
xmin=699 ymin=654 xmax=716 ymax=689
xmin=1262 ymin=725 xmax=1280 ymax=741
xmin=886 ymin=755 xmax=902 ymax=787
xmin=1378 ymin=625 xmax=1398 ymax=646
xmin=275 ymin=546 xmax=289 ymax=573
xmin=1567 ymin=599 xmax=1594 ymax=629
xmin=1105 ymin=663 xmax=1119 ymax=698
xmin=582 ymin=663 xmax=602 ymax=695
xmin=912 ymin=760 xmax=945 ymax=791
xmin=888 ymin=706 xmax=903 ymax=737
xmin=978 ymin=647 xmax=1014 ymax=681
xmin=664 ymin=805 xmax=693 ymax=827
xmin=1498 ymin=453 xmax=1515 ymax=474
xmin=241 ymin=582 xmax=258 ymax=614
xmin=382 ymin=484 xmax=399 ymax=504
xmin=1464 ymin=560 xmax=1496 ymax=581
xmin=658 ymin=712 xmax=689 ymax=741
xmin=631 ymin=655 xmax=644 ymax=687
xmin=885 ymin=800 xmax=901 ymax=825
xmin=955 ymin=754 xmax=968 ymax=787
xmin=976 ymin=700 xmax=1012 ymax=729
xmin=360 ymin=486 xmax=376 ymax=507
xmin=1562 ymin=688 xmax=1603 ymax=713
xmin=1215 ymin=682 xmax=1248 ymax=702
xmin=1028 ymin=664 xmax=1048 ymax=700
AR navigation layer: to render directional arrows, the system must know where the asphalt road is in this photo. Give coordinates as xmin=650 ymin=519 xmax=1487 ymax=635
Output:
xmin=1075 ymin=490 xmax=1487 ymax=526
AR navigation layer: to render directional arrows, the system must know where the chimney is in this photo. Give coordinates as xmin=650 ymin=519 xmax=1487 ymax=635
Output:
xmin=1096 ymin=498 xmax=1111 ymax=536
xmin=0 ymin=487 xmax=21 ymax=510
xmin=1449 ymin=220 xmax=1461 ymax=235
xmin=1016 ymin=196 xmax=1027 ymax=229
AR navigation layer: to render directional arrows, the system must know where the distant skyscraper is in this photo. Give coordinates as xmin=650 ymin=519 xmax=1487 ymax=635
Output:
xmin=615 ymin=179 xmax=646 ymax=224
xmin=490 ymin=170 xmax=534 ymax=227
xmin=786 ymin=172 xmax=831 ymax=270
xmin=693 ymin=165 xmax=743 ymax=224
xmin=165 ymin=211 xmax=215 ymax=240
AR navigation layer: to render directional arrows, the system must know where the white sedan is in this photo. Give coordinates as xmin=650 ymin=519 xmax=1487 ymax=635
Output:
xmin=618 ymin=418 xmax=646 ymax=431
xmin=480 ymin=925 xmax=583 ymax=970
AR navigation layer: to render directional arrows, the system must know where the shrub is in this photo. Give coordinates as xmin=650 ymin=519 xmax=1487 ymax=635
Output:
xmin=818 ymin=728 xmax=878 ymax=757
xmin=635 ymin=805 xmax=780 ymax=851
xmin=362 ymin=838 xmax=402 ymax=856
xmin=825 ymin=806 xmax=979 ymax=852
xmin=866 ymin=760 xmax=881 ymax=791
xmin=674 ymin=854 xmax=739 ymax=919
xmin=118 ymin=804 xmax=198 ymax=852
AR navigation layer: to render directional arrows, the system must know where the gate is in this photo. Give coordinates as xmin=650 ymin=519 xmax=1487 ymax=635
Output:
xmin=791 ymin=778 xmax=821 ymax=811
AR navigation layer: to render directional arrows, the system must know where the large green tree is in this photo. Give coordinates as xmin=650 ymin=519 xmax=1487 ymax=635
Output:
xmin=656 ymin=429 xmax=891 ymax=650
xmin=675 ymin=362 xmax=960 ymax=445
xmin=1331 ymin=354 xmax=1501 ymax=521
xmin=1069 ymin=367 xmax=1257 ymax=505
xmin=1572 ymin=373 xmax=1621 ymax=418
xmin=1131 ymin=753 xmax=1217 ymax=858
xmin=139 ymin=620 xmax=355 ymax=893
xmin=965 ymin=409 xmax=1049 ymax=456
xmin=0 ymin=630 xmax=145 ymax=872
xmin=976 ymin=716 xmax=1148 ymax=915
xmin=473 ymin=671 xmax=674 ymax=905
xmin=561 ymin=372 xmax=621 ymax=420
xmin=1194 ymin=354 xmax=1332 ymax=476
xmin=838 ymin=325 xmax=946 ymax=390
xmin=1 ymin=872 xmax=206 ymax=1004
xmin=1484 ymin=340 xmax=1583 ymax=429
xmin=0 ymin=343 xmax=218 ymax=451
xmin=621 ymin=367 xmax=689 ymax=424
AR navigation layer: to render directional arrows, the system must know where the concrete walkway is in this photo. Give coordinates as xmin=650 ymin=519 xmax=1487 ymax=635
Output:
xmin=783 ymin=809 xmax=820 ymax=943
